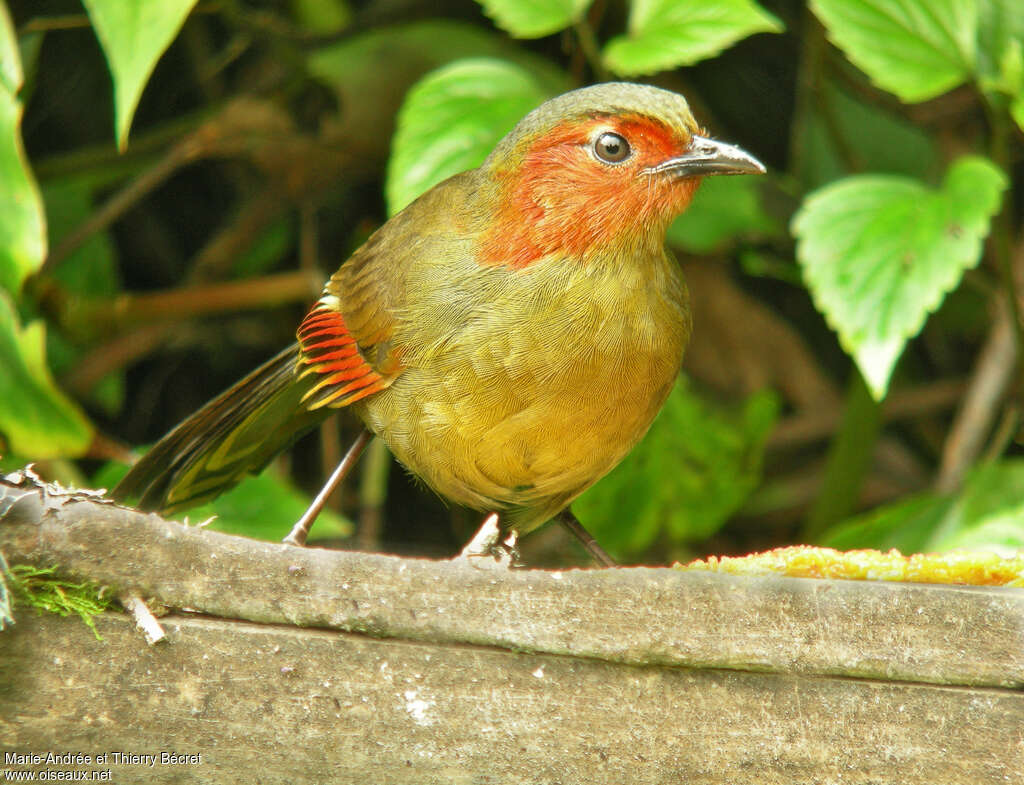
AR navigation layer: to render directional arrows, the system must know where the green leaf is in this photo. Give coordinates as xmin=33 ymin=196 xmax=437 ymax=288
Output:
xmin=94 ymin=461 xmax=353 ymax=542
xmin=809 ymin=0 xmax=977 ymax=102
xmin=386 ymin=59 xmax=552 ymax=215
xmin=819 ymin=493 xmax=955 ymax=552
xmin=667 ymin=175 xmax=779 ymax=253
xmin=936 ymin=461 xmax=1024 ymax=551
xmin=821 ymin=460 xmax=1024 ymax=554
xmin=0 ymin=6 xmax=46 ymax=296
xmin=604 ymin=0 xmax=782 ymax=77
xmin=792 ymin=156 xmax=1007 ymax=399
xmin=177 ymin=472 xmax=353 ymax=541
xmin=0 ymin=292 xmax=93 ymax=459
xmin=476 ymin=0 xmax=594 ymax=38
xmin=574 ymin=379 xmax=779 ymax=558
xmin=82 ymin=0 xmax=198 ymax=150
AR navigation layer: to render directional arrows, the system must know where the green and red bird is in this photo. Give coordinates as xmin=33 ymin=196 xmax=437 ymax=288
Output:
xmin=114 ymin=82 xmax=765 ymax=557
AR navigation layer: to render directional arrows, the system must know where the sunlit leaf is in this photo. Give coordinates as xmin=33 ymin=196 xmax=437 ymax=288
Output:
xmin=792 ymin=156 xmax=1007 ymax=399
xmin=810 ymin=0 xmax=977 ymax=102
xmin=386 ymin=58 xmax=551 ymax=215
xmin=604 ymin=0 xmax=782 ymax=76
xmin=0 ymin=292 xmax=93 ymax=459
xmin=574 ymin=379 xmax=779 ymax=558
xmin=476 ymin=0 xmax=594 ymax=39
xmin=0 ymin=5 xmax=46 ymax=295
xmin=82 ymin=0 xmax=199 ymax=149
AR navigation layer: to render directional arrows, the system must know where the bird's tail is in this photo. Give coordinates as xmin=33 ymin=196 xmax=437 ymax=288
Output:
xmin=113 ymin=344 xmax=331 ymax=514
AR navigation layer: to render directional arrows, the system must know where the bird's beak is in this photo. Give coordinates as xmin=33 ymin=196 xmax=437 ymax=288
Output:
xmin=649 ymin=135 xmax=766 ymax=178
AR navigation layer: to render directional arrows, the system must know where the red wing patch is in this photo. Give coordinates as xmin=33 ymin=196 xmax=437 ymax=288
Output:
xmin=296 ymin=300 xmax=389 ymax=409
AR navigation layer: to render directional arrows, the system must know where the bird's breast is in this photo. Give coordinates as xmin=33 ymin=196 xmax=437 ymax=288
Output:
xmin=356 ymin=248 xmax=690 ymax=527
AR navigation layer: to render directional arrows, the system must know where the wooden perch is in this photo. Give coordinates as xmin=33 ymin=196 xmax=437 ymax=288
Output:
xmin=1 ymin=475 xmax=1022 ymax=784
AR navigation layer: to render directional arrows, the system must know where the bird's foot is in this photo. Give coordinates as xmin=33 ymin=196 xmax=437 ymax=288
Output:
xmin=455 ymin=513 xmax=520 ymax=569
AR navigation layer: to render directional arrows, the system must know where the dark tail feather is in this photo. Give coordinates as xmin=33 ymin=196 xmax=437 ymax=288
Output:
xmin=113 ymin=344 xmax=330 ymax=514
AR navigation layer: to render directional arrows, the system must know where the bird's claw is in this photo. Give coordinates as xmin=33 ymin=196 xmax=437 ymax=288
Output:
xmin=455 ymin=513 xmax=521 ymax=569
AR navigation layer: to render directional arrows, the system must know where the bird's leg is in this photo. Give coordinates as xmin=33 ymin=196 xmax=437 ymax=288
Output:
xmin=456 ymin=512 xmax=520 ymax=568
xmin=556 ymin=508 xmax=617 ymax=567
xmin=283 ymin=427 xmax=372 ymax=546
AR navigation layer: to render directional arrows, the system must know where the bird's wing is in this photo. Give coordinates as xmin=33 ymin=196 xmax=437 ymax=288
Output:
xmin=296 ymin=229 xmax=405 ymax=409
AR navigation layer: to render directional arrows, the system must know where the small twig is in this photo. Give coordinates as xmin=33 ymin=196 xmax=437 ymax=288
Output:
xmin=299 ymin=200 xmax=318 ymax=271
xmin=981 ymin=404 xmax=1020 ymax=464
xmin=73 ymin=270 xmax=322 ymax=334
xmin=18 ymin=14 xmax=92 ymax=34
xmin=982 ymin=101 xmax=1024 ymax=380
xmin=120 ymin=594 xmax=167 ymax=645
xmin=189 ymin=193 xmax=288 ymax=281
xmin=935 ymin=303 xmax=1018 ymax=493
xmin=767 ymin=378 xmax=967 ymax=449
xmin=573 ymin=18 xmax=611 ymax=82
xmin=62 ymin=323 xmax=171 ymax=396
xmin=41 ymin=138 xmax=205 ymax=275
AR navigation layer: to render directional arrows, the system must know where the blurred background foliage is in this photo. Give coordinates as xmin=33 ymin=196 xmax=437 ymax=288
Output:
xmin=0 ymin=0 xmax=1021 ymax=564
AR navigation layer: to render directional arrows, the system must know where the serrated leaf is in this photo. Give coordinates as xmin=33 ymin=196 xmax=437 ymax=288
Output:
xmin=0 ymin=7 xmax=46 ymax=296
xmin=604 ymin=0 xmax=782 ymax=77
xmin=809 ymin=0 xmax=977 ymax=102
xmin=82 ymin=0 xmax=198 ymax=150
xmin=793 ymin=156 xmax=1007 ymax=399
xmin=386 ymin=59 xmax=552 ymax=215
xmin=477 ymin=0 xmax=594 ymax=38
xmin=0 ymin=292 xmax=93 ymax=459
xmin=667 ymin=175 xmax=779 ymax=253
xmin=573 ymin=379 xmax=779 ymax=558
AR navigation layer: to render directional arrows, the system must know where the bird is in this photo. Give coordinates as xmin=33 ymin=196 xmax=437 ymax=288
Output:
xmin=113 ymin=82 xmax=765 ymax=561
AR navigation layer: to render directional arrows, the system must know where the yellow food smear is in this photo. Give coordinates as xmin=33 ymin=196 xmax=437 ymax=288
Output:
xmin=679 ymin=546 xmax=1024 ymax=587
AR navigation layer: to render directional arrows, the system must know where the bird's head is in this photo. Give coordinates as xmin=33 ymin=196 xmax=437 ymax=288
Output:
xmin=479 ymin=82 xmax=764 ymax=269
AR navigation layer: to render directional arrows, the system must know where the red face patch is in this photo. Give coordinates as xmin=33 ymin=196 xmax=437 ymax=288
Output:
xmin=479 ymin=113 xmax=701 ymax=269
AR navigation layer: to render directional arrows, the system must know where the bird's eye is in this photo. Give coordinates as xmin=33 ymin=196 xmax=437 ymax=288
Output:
xmin=593 ymin=132 xmax=631 ymax=164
